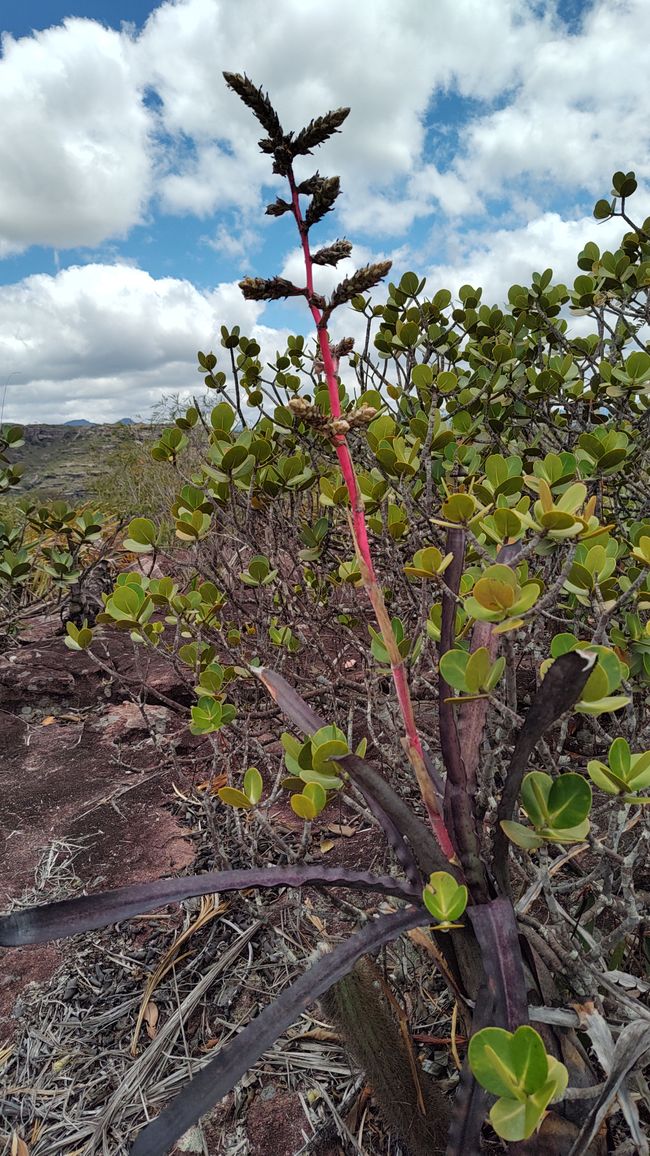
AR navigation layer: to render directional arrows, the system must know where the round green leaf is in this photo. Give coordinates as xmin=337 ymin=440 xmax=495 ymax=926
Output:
xmin=546 ymin=773 xmax=592 ymax=829
xmin=218 ymin=787 xmax=253 ymax=810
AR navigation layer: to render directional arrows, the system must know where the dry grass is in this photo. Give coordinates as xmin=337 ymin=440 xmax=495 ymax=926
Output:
xmin=1 ymin=801 xmax=455 ymax=1156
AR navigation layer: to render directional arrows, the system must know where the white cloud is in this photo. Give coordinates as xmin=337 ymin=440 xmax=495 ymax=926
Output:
xmin=450 ymin=0 xmax=650 ymax=207
xmin=1 ymin=0 xmax=649 ymax=422
xmin=134 ymin=0 xmax=545 ymax=228
xmin=0 ymin=264 xmax=266 ymax=423
xmin=423 ymin=209 xmax=637 ymax=307
xmin=0 ymin=19 xmax=152 ymax=254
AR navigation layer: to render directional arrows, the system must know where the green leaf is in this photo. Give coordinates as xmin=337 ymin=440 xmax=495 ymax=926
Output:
xmin=521 ymin=771 xmax=552 ymax=828
xmin=546 ymin=774 xmax=592 ymax=829
xmin=500 ymin=820 xmax=544 ymax=850
xmin=123 ymin=517 xmax=158 ymax=552
xmin=290 ymin=794 xmax=318 ymax=821
xmin=575 ymin=694 xmax=631 ymax=716
xmin=439 ymin=648 xmax=469 ymax=691
xmin=489 ymin=1098 xmax=537 ymax=1142
xmin=587 ymin=760 xmax=625 ymax=795
xmin=423 ymin=872 xmax=468 ymax=923
xmin=303 ymin=781 xmax=327 ymax=813
xmin=609 ymin=737 xmax=631 ymax=778
xmin=465 ymin=647 xmax=491 ymax=694
xmin=468 ymin=1026 xmax=548 ymax=1100
xmin=243 ymin=766 xmax=263 ymax=805
xmin=218 ymin=787 xmax=253 ymax=809
xmin=593 ymin=198 xmax=613 ymax=220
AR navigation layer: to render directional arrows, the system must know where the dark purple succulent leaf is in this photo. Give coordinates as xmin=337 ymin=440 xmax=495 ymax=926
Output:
xmin=446 ymin=974 xmax=494 ymax=1156
xmin=130 ymin=905 xmax=429 ymax=1156
xmin=0 ymin=866 xmax=419 ymax=948
xmin=468 ymin=898 xmax=528 ymax=1030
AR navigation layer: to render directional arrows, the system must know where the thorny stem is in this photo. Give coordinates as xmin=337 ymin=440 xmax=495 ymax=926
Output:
xmin=287 ymin=167 xmax=456 ymax=866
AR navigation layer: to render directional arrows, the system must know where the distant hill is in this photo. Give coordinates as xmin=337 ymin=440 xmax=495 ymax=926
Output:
xmin=62 ymin=417 xmax=135 ymax=426
xmin=8 ymin=423 xmax=150 ymax=503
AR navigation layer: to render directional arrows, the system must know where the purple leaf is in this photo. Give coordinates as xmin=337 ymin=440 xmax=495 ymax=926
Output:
xmin=130 ymin=905 xmax=429 ymax=1156
xmin=0 ymin=866 xmax=419 ymax=947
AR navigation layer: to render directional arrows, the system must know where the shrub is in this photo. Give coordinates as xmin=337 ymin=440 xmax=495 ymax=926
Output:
xmin=2 ymin=79 xmax=649 ymax=1155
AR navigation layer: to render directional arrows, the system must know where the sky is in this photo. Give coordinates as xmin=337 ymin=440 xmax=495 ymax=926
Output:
xmin=0 ymin=0 xmax=648 ymax=424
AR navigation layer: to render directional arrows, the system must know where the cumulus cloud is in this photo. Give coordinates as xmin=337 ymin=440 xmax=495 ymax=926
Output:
xmin=1 ymin=0 xmax=649 ymax=421
xmin=134 ymin=0 xmax=546 ymax=231
xmin=422 ymin=210 xmax=634 ymax=306
xmin=0 ymin=264 xmax=266 ymax=423
xmin=448 ymin=0 xmax=650 ymax=211
xmin=0 ymin=19 xmax=152 ymax=254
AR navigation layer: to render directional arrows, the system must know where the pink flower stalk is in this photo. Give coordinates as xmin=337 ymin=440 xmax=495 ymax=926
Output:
xmin=288 ymin=172 xmax=457 ymax=865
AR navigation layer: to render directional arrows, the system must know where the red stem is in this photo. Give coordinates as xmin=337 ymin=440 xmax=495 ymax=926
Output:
xmin=287 ymin=170 xmax=456 ymax=865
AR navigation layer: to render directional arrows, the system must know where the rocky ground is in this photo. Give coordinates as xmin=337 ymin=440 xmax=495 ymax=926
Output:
xmin=0 ymin=621 xmax=446 ymax=1156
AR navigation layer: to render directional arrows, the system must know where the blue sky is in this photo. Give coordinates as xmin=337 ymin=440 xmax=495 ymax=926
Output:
xmin=0 ymin=0 xmax=648 ymax=422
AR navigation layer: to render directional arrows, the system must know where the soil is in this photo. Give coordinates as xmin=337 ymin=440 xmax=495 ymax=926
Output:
xmin=0 ymin=620 xmax=422 ymax=1156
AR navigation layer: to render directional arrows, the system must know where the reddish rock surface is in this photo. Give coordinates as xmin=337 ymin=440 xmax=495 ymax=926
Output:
xmin=0 ymin=629 xmax=198 ymax=1039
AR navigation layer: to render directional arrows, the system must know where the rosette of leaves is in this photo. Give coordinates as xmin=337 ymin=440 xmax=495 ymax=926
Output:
xmin=528 ymin=450 xmax=578 ymax=489
xmin=218 ymin=766 xmax=264 ymax=810
xmin=0 ymin=547 xmax=32 ymax=586
xmin=576 ymin=427 xmax=632 ymax=476
xmin=367 ymin=501 xmax=408 ymax=540
xmin=374 ymin=433 xmax=421 ymax=479
xmin=501 ymin=770 xmax=592 ymax=850
xmin=478 ymin=502 xmax=528 ymax=547
xmin=64 ymin=620 xmax=93 ymax=651
xmin=239 ymin=554 xmax=278 ymax=586
xmin=404 ymin=545 xmax=454 ymax=580
xmin=463 ymin=563 xmax=541 ymax=632
xmin=177 ymin=639 xmax=216 ymax=670
xmin=269 ymin=619 xmax=300 ymax=651
xmin=190 ymin=696 xmax=237 ymax=736
xmin=281 ymin=725 xmax=353 ymax=818
xmin=298 ymin=516 xmax=329 ymax=561
xmin=563 ymin=539 xmax=619 ymax=605
xmin=97 ymin=572 xmax=158 ymax=641
xmin=468 ymin=1026 xmax=569 ymax=1142
xmin=35 ymin=506 xmax=104 ymax=547
xmin=473 ymin=453 xmax=525 ymax=506
xmin=587 ymin=737 xmax=650 ymax=804
xmin=173 ymin=403 xmax=199 ymax=430
xmin=519 ymin=479 xmax=602 ymax=545
xmin=40 ymin=547 xmax=81 ymax=586
xmin=319 ymin=472 xmax=348 ymax=507
xmin=171 ymin=485 xmax=213 ymax=542
xmin=604 ymin=349 xmax=650 ymax=394
xmin=439 ymin=645 xmax=505 ymax=701
xmin=338 ymin=558 xmax=362 ymax=584
xmin=281 ymin=726 xmax=351 ymax=788
xmin=545 ymin=635 xmax=631 ymax=715
xmin=195 ymin=662 xmax=236 ymax=699
xmin=422 ymin=871 xmax=468 ymax=930
xmin=205 ymin=435 xmax=257 ymax=489
xmin=150 ymin=426 xmax=188 ymax=464
xmin=356 ymin=470 xmax=388 ymax=514
xmin=434 ymin=490 xmax=484 ymax=528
